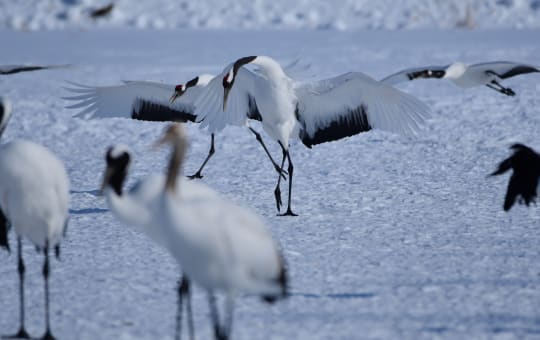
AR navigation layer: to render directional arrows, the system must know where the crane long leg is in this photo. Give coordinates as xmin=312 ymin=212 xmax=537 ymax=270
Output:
xmin=175 ymin=275 xmax=194 ymax=340
xmin=185 ymin=279 xmax=195 ymax=340
xmin=188 ymin=134 xmax=216 ymax=180
xmin=41 ymin=241 xmax=55 ymax=340
xmin=223 ymin=295 xmax=235 ymax=339
xmin=274 ymin=146 xmax=287 ymax=212
xmin=486 ymin=81 xmax=515 ymax=96
xmin=248 ymin=127 xmax=287 ymax=180
xmin=4 ymin=237 xmax=31 ymax=339
xmin=208 ymin=293 xmax=226 ymax=340
xmin=175 ymin=278 xmax=184 ymax=340
xmin=279 ymin=146 xmax=298 ymax=217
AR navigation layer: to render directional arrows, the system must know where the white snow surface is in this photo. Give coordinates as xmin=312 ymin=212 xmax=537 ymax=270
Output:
xmin=0 ymin=29 xmax=540 ymax=339
xmin=2 ymin=0 xmax=540 ymax=31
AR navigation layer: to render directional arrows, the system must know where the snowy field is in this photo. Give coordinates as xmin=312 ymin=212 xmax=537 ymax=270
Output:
xmin=0 ymin=28 xmax=540 ymax=339
xmin=2 ymin=0 xmax=540 ymax=31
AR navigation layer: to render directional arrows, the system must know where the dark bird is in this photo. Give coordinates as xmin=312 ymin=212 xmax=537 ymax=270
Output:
xmin=0 ymin=64 xmax=69 ymax=75
xmin=490 ymin=143 xmax=540 ymax=211
xmin=90 ymin=3 xmax=114 ymax=19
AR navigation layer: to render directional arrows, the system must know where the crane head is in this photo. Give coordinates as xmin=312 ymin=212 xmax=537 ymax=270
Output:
xmin=101 ymin=145 xmax=131 ymax=196
xmin=170 ymin=84 xmax=186 ymax=103
xmin=170 ymin=76 xmax=201 ymax=104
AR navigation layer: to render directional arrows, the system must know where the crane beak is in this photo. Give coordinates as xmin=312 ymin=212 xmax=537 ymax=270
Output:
xmin=169 ymin=91 xmax=180 ymax=104
xmin=223 ymin=87 xmax=230 ymax=112
xmin=99 ymin=167 xmax=114 ymax=196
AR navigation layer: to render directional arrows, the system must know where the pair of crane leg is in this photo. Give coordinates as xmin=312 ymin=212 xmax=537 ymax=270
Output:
xmin=208 ymin=293 xmax=234 ymax=340
xmin=176 ymin=276 xmax=194 ymax=340
xmin=4 ymin=238 xmax=55 ymax=340
xmin=188 ymin=128 xmax=297 ymax=216
xmin=486 ymin=80 xmax=515 ymax=96
xmin=485 ymin=71 xmax=515 ymax=96
xmin=176 ymin=281 xmax=234 ymax=340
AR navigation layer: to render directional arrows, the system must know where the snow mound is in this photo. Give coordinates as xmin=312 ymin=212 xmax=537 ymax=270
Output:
xmin=1 ymin=0 xmax=540 ymax=31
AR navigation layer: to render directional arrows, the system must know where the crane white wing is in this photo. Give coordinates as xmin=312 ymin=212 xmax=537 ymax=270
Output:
xmin=0 ymin=140 xmax=69 ymax=247
xmin=469 ymin=61 xmax=539 ymax=79
xmin=295 ymin=72 xmax=430 ymax=147
xmin=379 ymin=65 xmax=448 ymax=85
xmin=221 ymin=203 xmax=285 ymax=295
xmin=164 ymin=191 xmax=285 ymax=295
xmin=194 ymin=67 xmax=260 ymax=132
xmin=63 ymin=80 xmax=201 ymax=121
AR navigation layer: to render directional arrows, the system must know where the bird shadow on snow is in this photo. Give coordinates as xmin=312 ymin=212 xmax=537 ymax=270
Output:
xmin=290 ymin=292 xmax=377 ymax=299
xmin=70 ymin=189 xmax=100 ymax=196
xmin=69 ymin=208 xmax=108 ymax=215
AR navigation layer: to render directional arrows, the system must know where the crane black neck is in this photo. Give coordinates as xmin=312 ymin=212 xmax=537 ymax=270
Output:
xmin=232 ymin=56 xmax=257 ymax=76
xmin=108 ymin=168 xmax=127 ymax=196
xmin=185 ymin=76 xmax=199 ymax=89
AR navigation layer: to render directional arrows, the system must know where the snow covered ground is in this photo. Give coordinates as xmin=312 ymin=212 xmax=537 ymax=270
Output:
xmin=0 ymin=28 xmax=540 ymax=339
xmin=2 ymin=0 xmax=540 ymax=31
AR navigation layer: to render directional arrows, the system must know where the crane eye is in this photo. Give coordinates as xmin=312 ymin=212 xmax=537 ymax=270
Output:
xmin=222 ymin=75 xmax=231 ymax=87
xmin=222 ymin=69 xmax=235 ymax=88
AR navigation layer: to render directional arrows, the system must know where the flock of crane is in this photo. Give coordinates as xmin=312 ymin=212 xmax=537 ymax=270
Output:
xmin=0 ymin=58 xmax=539 ymax=340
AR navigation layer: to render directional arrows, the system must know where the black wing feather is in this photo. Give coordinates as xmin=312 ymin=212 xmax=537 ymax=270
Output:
xmin=262 ymin=254 xmax=288 ymax=304
xmin=299 ymin=105 xmax=372 ymax=148
xmin=0 ymin=65 xmax=49 ymax=75
xmin=247 ymin=94 xmax=262 ymax=121
xmin=498 ymin=65 xmax=539 ymax=79
xmin=132 ymin=98 xmax=197 ymax=123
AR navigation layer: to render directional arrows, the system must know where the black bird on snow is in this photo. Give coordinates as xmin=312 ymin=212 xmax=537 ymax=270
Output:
xmin=490 ymin=143 xmax=540 ymax=211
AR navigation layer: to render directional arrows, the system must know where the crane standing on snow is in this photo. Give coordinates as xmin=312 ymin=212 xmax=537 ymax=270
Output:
xmin=0 ymin=98 xmax=70 ymax=340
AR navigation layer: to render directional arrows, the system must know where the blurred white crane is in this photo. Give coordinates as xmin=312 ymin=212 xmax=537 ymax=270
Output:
xmin=156 ymin=124 xmax=288 ymax=340
xmin=0 ymin=97 xmax=70 ymax=340
xmin=100 ymin=143 xmax=225 ymax=340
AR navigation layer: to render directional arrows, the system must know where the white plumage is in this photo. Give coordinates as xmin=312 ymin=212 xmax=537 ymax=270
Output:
xmin=0 ymin=97 xmax=69 ymax=340
xmin=63 ymin=76 xmax=213 ymax=120
xmin=155 ymin=124 xmax=287 ymax=340
xmin=194 ymin=55 xmax=430 ymax=215
xmin=100 ymin=144 xmax=220 ymax=340
xmin=64 ymin=73 xmax=285 ymax=180
xmin=0 ymin=141 xmax=69 ymax=247
xmin=380 ymin=61 xmax=539 ymax=96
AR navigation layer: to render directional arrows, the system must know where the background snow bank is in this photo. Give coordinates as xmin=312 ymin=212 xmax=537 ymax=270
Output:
xmin=1 ymin=0 xmax=540 ymax=31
